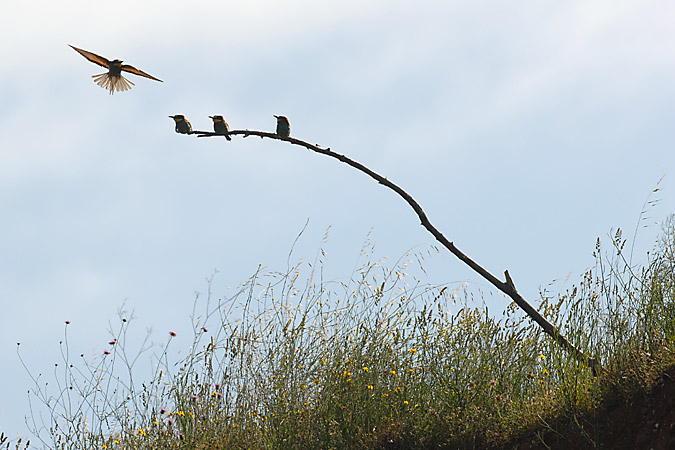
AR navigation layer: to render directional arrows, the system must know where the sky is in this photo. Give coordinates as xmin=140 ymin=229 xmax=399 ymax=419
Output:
xmin=1 ymin=0 xmax=675 ymax=442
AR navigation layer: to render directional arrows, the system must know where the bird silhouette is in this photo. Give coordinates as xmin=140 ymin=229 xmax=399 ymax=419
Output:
xmin=70 ymin=45 xmax=162 ymax=94
xmin=209 ymin=115 xmax=232 ymax=141
xmin=169 ymin=115 xmax=192 ymax=134
xmin=274 ymin=115 xmax=290 ymax=137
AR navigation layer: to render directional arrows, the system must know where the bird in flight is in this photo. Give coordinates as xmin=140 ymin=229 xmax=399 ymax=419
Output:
xmin=69 ymin=45 xmax=163 ymax=94
xmin=209 ymin=115 xmax=232 ymax=141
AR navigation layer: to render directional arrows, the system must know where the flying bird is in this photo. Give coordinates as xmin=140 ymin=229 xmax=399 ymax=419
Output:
xmin=69 ymin=45 xmax=163 ymax=94
xmin=209 ymin=115 xmax=232 ymax=141
xmin=169 ymin=115 xmax=192 ymax=134
xmin=274 ymin=115 xmax=290 ymax=137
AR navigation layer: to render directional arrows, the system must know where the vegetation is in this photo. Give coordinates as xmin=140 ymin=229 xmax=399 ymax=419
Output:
xmin=14 ymin=215 xmax=675 ymax=449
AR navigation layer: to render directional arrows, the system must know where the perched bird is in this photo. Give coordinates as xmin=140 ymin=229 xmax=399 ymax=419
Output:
xmin=274 ymin=115 xmax=290 ymax=137
xmin=209 ymin=115 xmax=232 ymax=141
xmin=69 ymin=45 xmax=163 ymax=94
xmin=169 ymin=115 xmax=192 ymax=134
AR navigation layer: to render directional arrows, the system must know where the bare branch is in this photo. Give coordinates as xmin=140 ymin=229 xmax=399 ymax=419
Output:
xmin=196 ymin=129 xmax=602 ymax=375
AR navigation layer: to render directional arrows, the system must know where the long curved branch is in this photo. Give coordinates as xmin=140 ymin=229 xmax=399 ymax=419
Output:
xmin=194 ymin=129 xmax=602 ymax=375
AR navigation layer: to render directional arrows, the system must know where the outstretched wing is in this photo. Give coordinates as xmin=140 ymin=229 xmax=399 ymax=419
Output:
xmin=69 ymin=45 xmax=111 ymax=69
xmin=121 ymin=64 xmax=163 ymax=82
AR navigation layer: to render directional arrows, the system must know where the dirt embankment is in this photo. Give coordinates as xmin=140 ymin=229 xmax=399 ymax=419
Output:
xmin=507 ymin=366 xmax=675 ymax=450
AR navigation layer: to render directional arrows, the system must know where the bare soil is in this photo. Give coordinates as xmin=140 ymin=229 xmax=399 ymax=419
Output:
xmin=504 ymin=365 xmax=675 ymax=450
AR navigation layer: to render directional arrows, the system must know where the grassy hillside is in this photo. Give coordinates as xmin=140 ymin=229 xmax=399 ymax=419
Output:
xmin=11 ymin=216 xmax=675 ymax=449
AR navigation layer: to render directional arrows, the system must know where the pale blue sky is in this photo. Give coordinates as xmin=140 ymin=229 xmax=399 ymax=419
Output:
xmin=1 ymin=0 xmax=674 ymax=441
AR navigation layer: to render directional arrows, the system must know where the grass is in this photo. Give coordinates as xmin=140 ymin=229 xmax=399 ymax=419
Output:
xmin=12 ymin=215 xmax=675 ymax=449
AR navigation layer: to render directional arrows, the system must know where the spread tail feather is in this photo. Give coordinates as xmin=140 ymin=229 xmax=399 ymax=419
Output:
xmin=92 ymin=73 xmax=135 ymax=94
